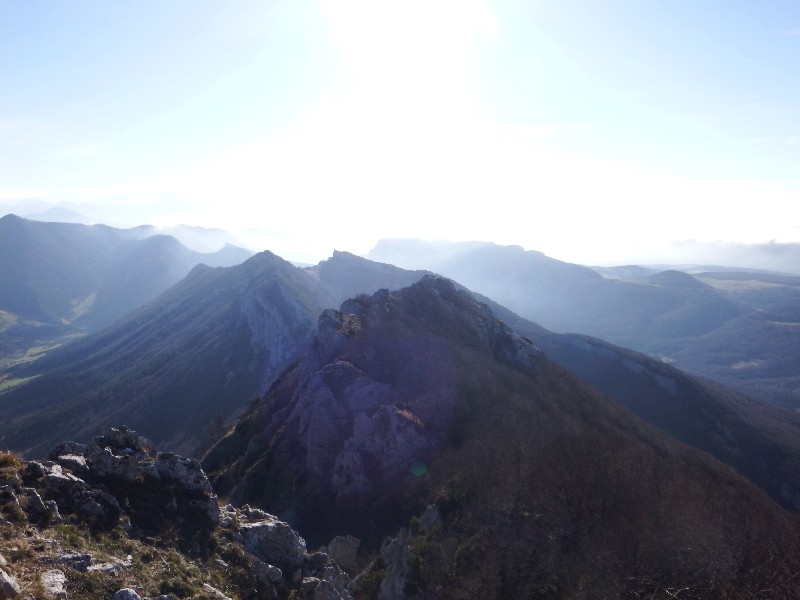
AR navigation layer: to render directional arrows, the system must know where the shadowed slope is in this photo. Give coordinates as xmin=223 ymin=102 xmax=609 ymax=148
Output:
xmin=205 ymin=277 xmax=800 ymax=598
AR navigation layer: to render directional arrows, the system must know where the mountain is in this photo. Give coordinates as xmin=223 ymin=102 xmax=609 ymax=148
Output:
xmin=0 ymin=214 xmax=252 ymax=362
xmin=146 ymin=223 xmax=249 ymax=254
xmin=367 ymin=239 xmax=746 ymax=344
xmin=368 ymin=238 xmax=800 ymax=408
xmin=0 ymin=251 xmax=426 ymax=457
xmin=651 ymin=239 xmax=800 ymax=274
xmin=203 ymin=277 xmax=800 ymax=598
xmin=22 ymin=204 xmax=93 ymax=223
xmin=5 ymin=249 xmax=800 ymax=517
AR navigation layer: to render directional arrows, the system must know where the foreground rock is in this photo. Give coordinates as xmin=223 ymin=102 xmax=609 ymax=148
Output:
xmin=0 ymin=428 xmax=353 ymax=600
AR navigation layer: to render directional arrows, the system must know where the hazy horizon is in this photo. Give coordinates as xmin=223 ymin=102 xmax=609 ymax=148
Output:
xmin=3 ymin=0 xmax=799 ymax=265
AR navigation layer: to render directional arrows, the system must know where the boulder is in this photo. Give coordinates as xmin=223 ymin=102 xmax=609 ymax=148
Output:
xmin=93 ymin=426 xmax=148 ymax=454
xmin=239 ymin=517 xmax=307 ymax=570
xmin=47 ymin=442 xmax=89 ymax=461
xmin=327 ymin=535 xmax=360 ymax=574
xmin=155 ymin=453 xmax=213 ymax=495
xmin=40 ymin=569 xmax=67 ymax=599
xmin=0 ymin=568 xmax=20 ymax=599
xmin=113 ymin=589 xmax=142 ymax=600
xmin=51 ymin=455 xmax=89 ymax=479
xmin=253 ymin=559 xmax=283 ymax=585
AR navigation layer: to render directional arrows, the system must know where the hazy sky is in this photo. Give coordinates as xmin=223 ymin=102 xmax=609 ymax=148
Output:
xmin=2 ymin=0 xmax=799 ymax=264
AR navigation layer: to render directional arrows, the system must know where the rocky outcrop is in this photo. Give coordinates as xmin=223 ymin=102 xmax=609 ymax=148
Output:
xmin=325 ymin=536 xmax=360 ymax=574
xmin=376 ymin=529 xmax=413 ymax=600
xmin=205 ymin=277 xmax=545 ymax=543
xmin=0 ymin=569 xmax=20 ymax=599
xmin=0 ymin=427 xmax=355 ymax=600
xmin=33 ymin=426 xmax=221 ymax=531
xmin=224 ymin=506 xmax=351 ymax=600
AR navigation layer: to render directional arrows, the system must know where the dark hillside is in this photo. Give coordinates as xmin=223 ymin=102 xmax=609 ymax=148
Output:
xmin=204 ymin=278 xmax=800 ymax=598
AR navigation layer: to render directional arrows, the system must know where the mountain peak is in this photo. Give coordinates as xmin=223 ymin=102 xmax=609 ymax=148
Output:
xmin=204 ymin=274 xmax=800 ymax=597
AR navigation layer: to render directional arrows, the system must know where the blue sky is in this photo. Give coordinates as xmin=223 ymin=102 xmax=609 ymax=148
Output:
xmin=2 ymin=0 xmax=799 ymax=264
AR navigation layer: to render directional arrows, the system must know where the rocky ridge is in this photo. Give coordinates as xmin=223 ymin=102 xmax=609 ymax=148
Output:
xmin=205 ymin=277 xmax=800 ymax=599
xmin=204 ymin=277 xmax=545 ymax=541
xmin=0 ymin=427 xmax=352 ymax=600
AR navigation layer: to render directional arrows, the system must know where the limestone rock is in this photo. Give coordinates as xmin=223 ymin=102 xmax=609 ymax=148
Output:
xmin=327 ymin=535 xmax=360 ymax=574
xmin=239 ymin=517 xmax=307 ymax=570
xmin=154 ymin=453 xmax=213 ymax=495
xmin=51 ymin=454 xmax=89 ymax=479
xmin=113 ymin=589 xmax=142 ymax=600
xmin=201 ymin=583 xmax=233 ymax=599
xmin=40 ymin=569 xmax=67 ymax=599
xmin=377 ymin=529 xmax=411 ymax=600
xmin=93 ymin=426 xmax=148 ymax=453
xmin=46 ymin=442 xmax=89 ymax=462
xmin=86 ymin=556 xmax=131 ymax=573
xmin=0 ymin=568 xmax=20 ymax=599
xmin=253 ymin=559 xmax=283 ymax=585
xmin=57 ymin=553 xmax=91 ymax=571
xmin=302 ymin=576 xmax=349 ymax=600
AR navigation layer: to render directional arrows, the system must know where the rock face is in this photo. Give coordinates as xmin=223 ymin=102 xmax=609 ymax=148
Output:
xmin=0 ymin=427 xmax=354 ymax=600
xmin=204 ymin=277 xmax=545 ymax=541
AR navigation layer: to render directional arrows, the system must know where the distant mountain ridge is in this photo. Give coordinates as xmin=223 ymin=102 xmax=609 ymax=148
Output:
xmin=0 ymin=214 xmax=252 ymax=360
xmin=368 ymin=238 xmax=800 ymax=408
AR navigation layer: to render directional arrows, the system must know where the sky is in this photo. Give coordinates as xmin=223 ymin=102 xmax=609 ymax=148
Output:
xmin=1 ymin=0 xmax=800 ymax=265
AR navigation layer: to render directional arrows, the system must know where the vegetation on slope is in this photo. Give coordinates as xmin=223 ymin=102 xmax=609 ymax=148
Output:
xmin=206 ymin=277 xmax=800 ymax=599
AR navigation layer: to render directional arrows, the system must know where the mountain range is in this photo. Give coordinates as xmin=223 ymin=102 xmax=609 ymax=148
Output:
xmin=0 ymin=214 xmax=251 ymax=363
xmin=368 ymin=238 xmax=800 ymax=408
xmin=3 ymin=222 xmax=800 ymax=597
xmin=3 ymin=243 xmax=800 ymax=521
